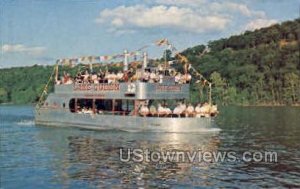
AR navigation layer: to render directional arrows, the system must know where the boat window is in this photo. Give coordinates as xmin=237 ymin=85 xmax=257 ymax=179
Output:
xmin=77 ymin=99 xmax=93 ymax=113
xmin=122 ymin=100 xmax=134 ymax=114
xmin=62 ymin=103 xmax=65 ymax=108
xmin=69 ymin=99 xmax=75 ymax=112
xmin=95 ymin=99 xmax=112 ymax=112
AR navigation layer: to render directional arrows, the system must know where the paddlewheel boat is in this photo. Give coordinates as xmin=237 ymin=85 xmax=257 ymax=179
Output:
xmin=35 ymin=40 xmax=218 ymax=132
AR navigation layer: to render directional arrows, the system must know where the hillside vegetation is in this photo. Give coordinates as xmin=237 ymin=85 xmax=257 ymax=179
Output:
xmin=184 ymin=19 xmax=300 ymax=105
xmin=0 ymin=19 xmax=299 ymax=105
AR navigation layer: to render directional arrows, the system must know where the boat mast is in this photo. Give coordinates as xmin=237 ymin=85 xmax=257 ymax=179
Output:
xmin=124 ymin=49 xmax=129 ymax=72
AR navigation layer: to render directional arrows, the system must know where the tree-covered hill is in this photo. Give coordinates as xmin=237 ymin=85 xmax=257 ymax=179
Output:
xmin=0 ymin=18 xmax=299 ymax=105
xmin=184 ymin=18 xmax=300 ymax=105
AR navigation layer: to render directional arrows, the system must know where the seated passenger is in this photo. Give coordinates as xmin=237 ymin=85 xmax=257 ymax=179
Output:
xmin=186 ymin=103 xmax=195 ymax=117
xmin=159 ymin=73 xmax=164 ymax=83
xmin=195 ymin=103 xmax=202 ymax=117
xmin=91 ymin=73 xmax=98 ymax=83
xmin=200 ymin=102 xmax=210 ymax=117
xmin=186 ymin=73 xmax=192 ymax=83
xmin=149 ymin=71 xmax=156 ymax=83
xmin=180 ymin=102 xmax=187 ymax=112
xmin=175 ymin=73 xmax=181 ymax=84
xmin=83 ymin=70 xmax=89 ymax=83
xmin=55 ymin=79 xmax=61 ymax=85
xmin=149 ymin=105 xmax=157 ymax=116
xmin=164 ymin=105 xmax=172 ymax=115
xmin=117 ymin=71 xmax=124 ymax=82
xmin=210 ymin=104 xmax=219 ymax=116
xmin=139 ymin=104 xmax=149 ymax=117
xmin=143 ymin=71 xmax=150 ymax=82
xmin=157 ymin=103 xmax=166 ymax=116
xmin=173 ymin=103 xmax=183 ymax=116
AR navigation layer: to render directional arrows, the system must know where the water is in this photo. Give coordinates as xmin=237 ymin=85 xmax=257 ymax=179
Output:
xmin=1 ymin=105 xmax=300 ymax=188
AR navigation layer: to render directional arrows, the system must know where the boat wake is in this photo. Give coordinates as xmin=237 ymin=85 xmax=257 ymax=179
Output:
xmin=119 ymin=127 xmax=221 ymax=133
xmin=16 ymin=120 xmax=35 ymax=126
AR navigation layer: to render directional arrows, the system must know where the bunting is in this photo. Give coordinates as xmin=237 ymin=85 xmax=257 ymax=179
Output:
xmin=155 ymin=38 xmax=169 ymax=46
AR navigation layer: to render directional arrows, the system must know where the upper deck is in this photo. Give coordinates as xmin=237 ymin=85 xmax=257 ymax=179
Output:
xmin=54 ymin=79 xmax=190 ymax=100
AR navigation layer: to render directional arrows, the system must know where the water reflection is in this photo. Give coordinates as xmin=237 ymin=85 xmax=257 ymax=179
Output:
xmin=38 ymin=129 xmax=220 ymax=188
xmin=2 ymin=106 xmax=300 ymax=188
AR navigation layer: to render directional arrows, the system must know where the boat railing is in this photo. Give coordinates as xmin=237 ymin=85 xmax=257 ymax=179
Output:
xmin=72 ymin=109 xmax=216 ymax=118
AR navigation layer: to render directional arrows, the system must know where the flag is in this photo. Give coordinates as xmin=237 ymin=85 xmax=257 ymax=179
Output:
xmin=155 ymin=38 xmax=169 ymax=46
xmin=168 ymin=44 xmax=177 ymax=52
xmin=100 ymin=56 xmax=108 ymax=61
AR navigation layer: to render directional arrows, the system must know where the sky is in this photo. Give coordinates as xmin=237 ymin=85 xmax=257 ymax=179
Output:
xmin=0 ymin=0 xmax=299 ymax=68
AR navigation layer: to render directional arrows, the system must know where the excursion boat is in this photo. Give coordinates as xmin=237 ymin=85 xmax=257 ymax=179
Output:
xmin=35 ymin=45 xmax=218 ymax=132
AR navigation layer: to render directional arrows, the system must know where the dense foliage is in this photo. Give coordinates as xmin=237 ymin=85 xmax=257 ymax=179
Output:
xmin=185 ymin=19 xmax=300 ymax=105
xmin=0 ymin=19 xmax=299 ymax=105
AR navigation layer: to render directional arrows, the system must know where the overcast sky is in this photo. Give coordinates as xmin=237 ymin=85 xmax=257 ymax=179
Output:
xmin=0 ymin=0 xmax=299 ymax=68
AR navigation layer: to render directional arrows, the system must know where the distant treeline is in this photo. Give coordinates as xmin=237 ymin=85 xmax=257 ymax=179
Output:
xmin=0 ymin=19 xmax=299 ymax=105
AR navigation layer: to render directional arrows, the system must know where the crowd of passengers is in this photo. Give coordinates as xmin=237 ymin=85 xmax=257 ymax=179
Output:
xmin=75 ymin=102 xmax=218 ymax=118
xmin=139 ymin=102 xmax=218 ymax=117
xmin=56 ymin=69 xmax=192 ymax=85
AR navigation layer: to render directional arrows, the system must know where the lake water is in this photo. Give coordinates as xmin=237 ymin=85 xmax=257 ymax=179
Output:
xmin=1 ymin=105 xmax=300 ymax=188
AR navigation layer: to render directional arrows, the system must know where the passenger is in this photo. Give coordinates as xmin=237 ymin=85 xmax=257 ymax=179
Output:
xmin=173 ymin=103 xmax=183 ymax=117
xmin=64 ymin=73 xmax=73 ymax=84
xmin=186 ymin=103 xmax=195 ymax=117
xmin=195 ymin=103 xmax=202 ymax=117
xmin=157 ymin=103 xmax=166 ymax=116
xmin=159 ymin=73 xmax=164 ymax=83
xmin=105 ymin=71 xmax=112 ymax=84
xmin=164 ymin=105 xmax=172 ymax=115
xmin=143 ymin=71 xmax=150 ymax=82
xmin=185 ymin=73 xmax=192 ymax=83
xmin=210 ymin=104 xmax=219 ymax=116
xmin=149 ymin=71 xmax=157 ymax=83
xmin=139 ymin=104 xmax=149 ymax=117
xmin=117 ymin=71 xmax=124 ymax=82
xmin=86 ymin=108 xmax=93 ymax=114
xmin=149 ymin=105 xmax=157 ymax=116
xmin=180 ymin=102 xmax=187 ymax=112
xmin=83 ymin=70 xmax=89 ymax=83
xmin=200 ymin=102 xmax=211 ymax=117
xmin=91 ymin=73 xmax=98 ymax=84
xmin=81 ymin=107 xmax=87 ymax=114
xmin=180 ymin=74 xmax=187 ymax=84
xmin=55 ymin=79 xmax=61 ymax=85
xmin=175 ymin=73 xmax=181 ymax=84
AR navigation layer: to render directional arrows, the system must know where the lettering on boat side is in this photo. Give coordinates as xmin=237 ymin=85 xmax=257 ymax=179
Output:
xmin=73 ymin=84 xmax=120 ymax=91
xmin=156 ymin=85 xmax=182 ymax=92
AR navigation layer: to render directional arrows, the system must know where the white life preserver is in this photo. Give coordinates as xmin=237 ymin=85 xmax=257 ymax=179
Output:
xmin=127 ymin=83 xmax=136 ymax=93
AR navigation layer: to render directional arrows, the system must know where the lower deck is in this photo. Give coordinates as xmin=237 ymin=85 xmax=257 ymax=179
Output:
xmin=35 ymin=107 xmax=214 ymax=132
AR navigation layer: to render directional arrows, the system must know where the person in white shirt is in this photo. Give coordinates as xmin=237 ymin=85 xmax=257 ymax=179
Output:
xmin=83 ymin=70 xmax=89 ymax=84
xmin=139 ymin=104 xmax=149 ymax=117
xmin=175 ymin=73 xmax=181 ymax=84
xmin=195 ymin=103 xmax=202 ymax=117
xmin=143 ymin=71 xmax=150 ymax=82
xmin=149 ymin=71 xmax=156 ymax=83
xmin=117 ymin=71 xmax=124 ymax=82
xmin=159 ymin=73 xmax=163 ymax=83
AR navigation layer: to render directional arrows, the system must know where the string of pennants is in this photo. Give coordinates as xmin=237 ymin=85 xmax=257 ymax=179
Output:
xmin=56 ymin=38 xmax=177 ymax=66
xmin=56 ymin=52 xmax=141 ymax=66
